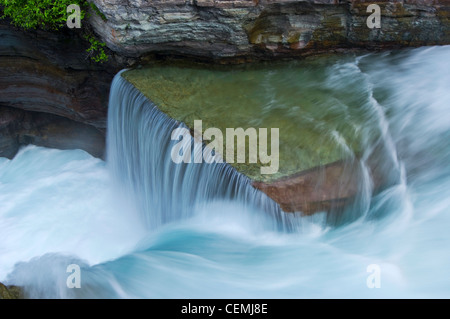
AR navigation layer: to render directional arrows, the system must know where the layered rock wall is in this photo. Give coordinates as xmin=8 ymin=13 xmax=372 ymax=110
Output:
xmin=0 ymin=0 xmax=449 ymax=214
xmin=0 ymin=21 xmax=119 ymax=158
xmin=89 ymin=0 xmax=450 ymax=60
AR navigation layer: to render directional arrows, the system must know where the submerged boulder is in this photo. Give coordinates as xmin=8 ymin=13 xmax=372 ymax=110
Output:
xmin=120 ymin=57 xmax=398 ymax=216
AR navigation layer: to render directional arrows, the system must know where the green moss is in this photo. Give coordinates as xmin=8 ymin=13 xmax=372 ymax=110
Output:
xmin=0 ymin=0 xmax=109 ymax=63
xmin=89 ymin=1 xmax=107 ymax=22
xmin=0 ymin=0 xmax=87 ymax=30
xmin=287 ymin=32 xmax=301 ymax=44
xmin=84 ymin=33 xmax=108 ymax=63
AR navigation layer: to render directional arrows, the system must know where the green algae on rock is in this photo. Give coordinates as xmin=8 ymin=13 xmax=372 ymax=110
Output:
xmin=0 ymin=282 xmax=22 ymax=299
xmin=122 ymin=55 xmax=379 ymax=183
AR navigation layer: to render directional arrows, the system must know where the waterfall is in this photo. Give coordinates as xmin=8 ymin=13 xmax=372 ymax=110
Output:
xmin=2 ymin=46 xmax=449 ymax=298
xmin=106 ymin=71 xmax=293 ymax=231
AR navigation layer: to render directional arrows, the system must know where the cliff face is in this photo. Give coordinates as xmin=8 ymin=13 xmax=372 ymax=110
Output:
xmin=0 ymin=21 xmax=120 ymax=158
xmin=0 ymin=105 xmax=105 ymax=159
xmin=0 ymin=1 xmax=449 ymax=215
xmin=1 ymin=0 xmax=448 ymax=160
xmin=89 ymin=0 xmax=450 ymax=60
xmin=0 ymin=22 xmax=117 ymax=130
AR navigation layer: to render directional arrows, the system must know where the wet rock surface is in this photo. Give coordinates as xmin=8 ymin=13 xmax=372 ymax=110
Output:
xmin=0 ymin=21 xmax=119 ymax=129
xmin=0 ymin=21 xmax=121 ymax=158
xmin=0 ymin=1 xmax=448 ymax=215
xmin=0 ymin=106 xmax=105 ymax=159
xmin=0 ymin=282 xmax=22 ymax=299
xmin=89 ymin=0 xmax=450 ymax=61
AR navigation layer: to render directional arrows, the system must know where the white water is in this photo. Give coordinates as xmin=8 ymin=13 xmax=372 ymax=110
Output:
xmin=1 ymin=46 xmax=449 ymax=298
xmin=106 ymin=73 xmax=290 ymax=231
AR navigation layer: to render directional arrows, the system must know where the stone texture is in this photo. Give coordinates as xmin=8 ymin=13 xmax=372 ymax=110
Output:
xmin=0 ymin=0 xmax=448 ymax=216
xmin=89 ymin=0 xmax=450 ymax=60
xmin=0 ymin=282 xmax=22 ymax=299
xmin=0 ymin=20 xmax=122 ymax=159
xmin=253 ymin=141 xmax=400 ymax=214
xmin=0 ymin=21 xmax=120 ymax=130
xmin=348 ymin=0 xmax=450 ymax=48
xmin=0 ymin=106 xmax=21 ymax=158
xmin=0 ymin=106 xmax=105 ymax=159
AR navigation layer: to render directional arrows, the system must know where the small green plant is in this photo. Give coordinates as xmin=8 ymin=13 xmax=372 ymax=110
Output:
xmin=88 ymin=2 xmax=107 ymax=22
xmin=84 ymin=34 xmax=108 ymax=63
xmin=0 ymin=0 xmax=86 ymax=30
xmin=0 ymin=0 xmax=110 ymax=63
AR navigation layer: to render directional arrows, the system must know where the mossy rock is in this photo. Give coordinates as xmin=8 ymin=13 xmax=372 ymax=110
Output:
xmin=0 ymin=282 xmax=23 ymax=299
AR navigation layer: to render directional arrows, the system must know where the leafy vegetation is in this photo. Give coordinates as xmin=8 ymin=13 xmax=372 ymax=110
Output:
xmin=84 ymin=33 xmax=108 ymax=63
xmin=0 ymin=0 xmax=108 ymax=63
xmin=88 ymin=1 xmax=107 ymax=22
xmin=0 ymin=0 xmax=86 ymax=30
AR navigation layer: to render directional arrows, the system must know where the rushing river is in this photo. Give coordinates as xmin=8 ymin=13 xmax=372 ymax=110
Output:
xmin=0 ymin=46 xmax=449 ymax=298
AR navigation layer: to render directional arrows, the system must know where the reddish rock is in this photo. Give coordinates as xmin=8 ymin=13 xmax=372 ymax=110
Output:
xmin=253 ymin=159 xmax=362 ymax=214
xmin=253 ymin=142 xmax=399 ymax=215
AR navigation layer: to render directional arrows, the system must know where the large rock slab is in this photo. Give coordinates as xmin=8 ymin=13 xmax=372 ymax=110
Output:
xmin=0 ymin=282 xmax=22 ymax=299
xmin=121 ymin=55 xmax=398 ymax=215
xmin=121 ymin=58 xmax=370 ymax=182
xmin=89 ymin=0 xmax=450 ymax=60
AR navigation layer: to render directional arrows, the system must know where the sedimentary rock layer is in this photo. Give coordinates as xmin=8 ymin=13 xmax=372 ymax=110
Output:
xmin=0 ymin=21 xmax=118 ymax=130
xmin=0 ymin=21 xmax=121 ymax=158
xmin=89 ymin=0 xmax=450 ymax=60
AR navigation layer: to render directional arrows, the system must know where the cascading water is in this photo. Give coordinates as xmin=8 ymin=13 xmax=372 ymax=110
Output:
xmin=0 ymin=46 xmax=449 ymax=298
xmin=106 ymin=71 xmax=292 ymax=231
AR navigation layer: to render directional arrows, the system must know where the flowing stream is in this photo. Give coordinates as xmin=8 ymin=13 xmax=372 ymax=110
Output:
xmin=0 ymin=46 xmax=449 ymax=298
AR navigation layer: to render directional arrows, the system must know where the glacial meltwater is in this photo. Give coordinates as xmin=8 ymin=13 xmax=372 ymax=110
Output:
xmin=0 ymin=46 xmax=449 ymax=298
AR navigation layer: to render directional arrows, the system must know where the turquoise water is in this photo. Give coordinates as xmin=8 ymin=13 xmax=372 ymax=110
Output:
xmin=0 ymin=46 xmax=449 ymax=298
